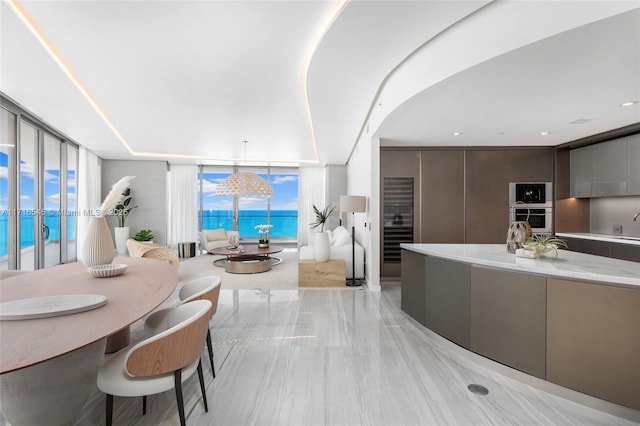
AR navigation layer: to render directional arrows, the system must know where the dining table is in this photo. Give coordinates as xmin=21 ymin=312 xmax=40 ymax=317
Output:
xmin=0 ymin=257 xmax=178 ymax=425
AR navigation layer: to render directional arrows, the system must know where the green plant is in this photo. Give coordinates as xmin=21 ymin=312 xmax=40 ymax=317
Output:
xmin=133 ymin=229 xmax=154 ymax=242
xmin=114 ymin=187 xmax=137 ymax=227
xmin=523 ymin=234 xmax=568 ymax=256
xmin=309 ymin=204 xmax=336 ymax=233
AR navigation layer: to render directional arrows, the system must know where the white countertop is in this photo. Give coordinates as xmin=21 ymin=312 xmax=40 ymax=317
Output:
xmin=556 ymin=232 xmax=640 ymax=246
xmin=401 ymin=244 xmax=640 ymax=289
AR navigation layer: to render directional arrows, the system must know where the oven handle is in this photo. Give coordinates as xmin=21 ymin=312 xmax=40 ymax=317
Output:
xmin=511 ymin=201 xmax=530 ymax=222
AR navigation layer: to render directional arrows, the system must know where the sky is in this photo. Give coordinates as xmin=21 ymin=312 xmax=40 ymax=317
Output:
xmin=201 ymin=172 xmax=298 ymax=211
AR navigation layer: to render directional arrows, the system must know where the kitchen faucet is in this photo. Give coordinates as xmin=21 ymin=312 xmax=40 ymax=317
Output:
xmin=634 ymin=211 xmax=640 ymax=221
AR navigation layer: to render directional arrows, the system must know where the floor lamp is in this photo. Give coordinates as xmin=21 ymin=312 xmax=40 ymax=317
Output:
xmin=340 ymin=195 xmax=366 ymax=286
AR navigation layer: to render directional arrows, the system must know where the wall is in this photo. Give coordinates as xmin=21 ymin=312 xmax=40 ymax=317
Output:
xmin=590 ymin=196 xmax=640 ymax=238
xmin=325 ymin=164 xmax=347 ymax=231
xmin=102 ymin=160 xmax=168 ymax=245
xmin=347 ymin=133 xmax=377 ymax=291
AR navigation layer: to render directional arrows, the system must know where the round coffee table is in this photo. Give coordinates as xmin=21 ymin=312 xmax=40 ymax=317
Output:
xmin=209 ymin=245 xmax=283 ymax=274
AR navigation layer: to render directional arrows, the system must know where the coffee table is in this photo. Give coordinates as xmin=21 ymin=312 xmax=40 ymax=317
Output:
xmin=210 ymin=245 xmax=283 ymax=274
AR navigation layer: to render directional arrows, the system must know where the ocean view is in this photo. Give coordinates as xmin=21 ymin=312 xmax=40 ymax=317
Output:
xmin=201 ymin=210 xmax=298 ymax=239
xmin=0 ymin=209 xmax=298 ymax=257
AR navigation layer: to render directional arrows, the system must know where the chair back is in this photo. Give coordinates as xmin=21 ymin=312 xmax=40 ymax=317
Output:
xmin=125 ymin=300 xmax=212 ymax=377
xmin=179 ymin=276 xmax=222 ymax=317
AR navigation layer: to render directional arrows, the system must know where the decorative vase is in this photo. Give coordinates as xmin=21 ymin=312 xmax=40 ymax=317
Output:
xmin=114 ymin=226 xmax=129 ymax=255
xmin=313 ymin=231 xmax=330 ymax=262
xmin=81 ymin=216 xmax=115 ymax=268
xmin=258 ymin=239 xmax=269 ymax=248
xmin=506 ymin=221 xmax=532 ymax=253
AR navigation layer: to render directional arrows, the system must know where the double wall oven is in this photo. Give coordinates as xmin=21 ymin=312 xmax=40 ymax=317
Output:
xmin=508 ymin=182 xmax=553 ymax=235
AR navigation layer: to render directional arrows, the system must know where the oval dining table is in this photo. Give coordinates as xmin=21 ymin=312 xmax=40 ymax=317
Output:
xmin=0 ymin=257 xmax=178 ymax=425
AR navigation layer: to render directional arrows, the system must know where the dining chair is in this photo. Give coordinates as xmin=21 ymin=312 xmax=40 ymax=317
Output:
xmin=97 ymin=300 xmax=212 ymax=426
xmin=145 ymin=275 xmax=222 ymax=377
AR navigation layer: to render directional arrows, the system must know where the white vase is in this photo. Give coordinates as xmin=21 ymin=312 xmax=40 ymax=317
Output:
xmin=81 ymin=216 xmax=115 ymax=268
xmin=114 ymin=226 xmax=130 ymax=255
xmin=313 ymin=231 xmax=330 ymax=262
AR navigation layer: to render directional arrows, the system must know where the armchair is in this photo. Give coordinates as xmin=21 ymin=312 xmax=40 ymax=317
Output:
xmin=199 ymin=229 xmax=231 ymax=253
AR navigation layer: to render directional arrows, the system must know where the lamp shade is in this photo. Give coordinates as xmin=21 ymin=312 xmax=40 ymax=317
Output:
xmin=215 ymin=172 xmax=273 ymax=197
xmin=339 ymin=195 xmax=366 ymax=213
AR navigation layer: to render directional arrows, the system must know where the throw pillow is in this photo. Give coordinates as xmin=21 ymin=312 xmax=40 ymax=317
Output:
xmin=331 ymin=226 xmax=351 ymax=247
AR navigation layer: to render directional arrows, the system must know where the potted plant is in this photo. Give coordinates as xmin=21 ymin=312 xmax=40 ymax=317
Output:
xmin=522 ymin=234 xmax=568 ymax=257
xmin=254 ymin=224 xmax=273 ymax=248
xmin=133 ymin=229 xmax=154 ymax=243
xmin=113 ymin=187 xmax=138 ymax=255
xmin=309 ymin=204 xmax=335 ymax=261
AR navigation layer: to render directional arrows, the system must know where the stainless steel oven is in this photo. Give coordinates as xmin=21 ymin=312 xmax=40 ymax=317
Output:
xmin=509 ymin=182 xmax=553 ymax=234
xmin=509 ymin=182 xmax=552 ymax=207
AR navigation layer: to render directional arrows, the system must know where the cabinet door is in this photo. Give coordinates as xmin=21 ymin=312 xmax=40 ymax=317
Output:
xmin=592 ymin=138 xmax=628 ymax=196
xmin=628 ymin=133 xmax=640 ymax=195
xmin=547 ymin=279 xmax=640 ymax=411
xmin=400 ymin=249 xmax=426 ymax=326
xmin=424 ymin=257 xmax=470 ymax=348
xmin=420 ymin=150 xmax=464 ymax=243
xmin=570 ymin=145 xmax=593 ymax=198
xmin=470 ymin=266 xmax=546 ymax=379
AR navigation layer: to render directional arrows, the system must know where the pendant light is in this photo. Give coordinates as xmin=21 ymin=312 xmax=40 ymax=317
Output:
xmin=215 ymin=141 xmax=273 ymax=197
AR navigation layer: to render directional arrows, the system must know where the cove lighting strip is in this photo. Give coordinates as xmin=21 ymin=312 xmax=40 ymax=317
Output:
xmin=6 ymin=0 xmax=349 ymax=165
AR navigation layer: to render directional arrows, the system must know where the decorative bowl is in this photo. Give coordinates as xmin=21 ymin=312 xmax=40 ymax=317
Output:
xmin=88 ymin=263 xmax=128 ymax=278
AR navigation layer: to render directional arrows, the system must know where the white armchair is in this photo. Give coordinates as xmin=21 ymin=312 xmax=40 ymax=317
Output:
xmin=299 ymin=226 xmax=364 ymax=279
xmin=199 ymin=229 xmax=231 ymax=253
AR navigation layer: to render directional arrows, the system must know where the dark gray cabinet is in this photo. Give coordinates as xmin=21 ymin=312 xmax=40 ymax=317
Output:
xmin=470 ymin=266 xmax=546 ymax=378
xmin=400 ymin=249 xmax=426 ymax=326
xmin=628 ymin=133 xmax=640 ymax=194
xmin=560 ymin=237 xmax=640 ymax=262
xmin=424 ymin=257 xmax=470 ymax=348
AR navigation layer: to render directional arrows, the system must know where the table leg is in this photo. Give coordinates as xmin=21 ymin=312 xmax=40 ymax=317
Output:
xmin=105 ymin=326 xmax=130 ymax=354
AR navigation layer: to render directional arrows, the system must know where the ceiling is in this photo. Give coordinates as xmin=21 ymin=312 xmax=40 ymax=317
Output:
xmin=1 ymin=1 xmax=639 ymax=167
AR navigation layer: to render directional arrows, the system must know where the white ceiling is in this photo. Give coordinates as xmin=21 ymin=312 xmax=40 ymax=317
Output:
xmin=1 ymin=1 xmax=639 ymax=167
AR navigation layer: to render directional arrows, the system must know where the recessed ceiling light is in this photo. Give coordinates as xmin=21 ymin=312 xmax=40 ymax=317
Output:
xmin=540 ymin=132 xmax=550 ymax=136
xmin=453 ymin=132 xmax=462 ymax=136
xmin=620 ymin=101 xmax=638 ymax=107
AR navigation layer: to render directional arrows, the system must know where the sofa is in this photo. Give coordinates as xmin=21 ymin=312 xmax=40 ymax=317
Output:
xmin=299 ymin=226 xmax=364 ymax=279
xmin=199 ymin=229 xmax=231 ymax=253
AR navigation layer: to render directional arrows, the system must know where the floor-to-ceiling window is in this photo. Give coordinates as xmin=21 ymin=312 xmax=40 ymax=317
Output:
xmin=199 ymin=166 xmax=298 ymax=241
xmin=1 ymin=98 xmax=79 ymax=271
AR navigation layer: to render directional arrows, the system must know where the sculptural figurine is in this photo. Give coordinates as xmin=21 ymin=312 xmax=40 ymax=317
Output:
xmin=506 ymin=221 xmax=532 ymax=253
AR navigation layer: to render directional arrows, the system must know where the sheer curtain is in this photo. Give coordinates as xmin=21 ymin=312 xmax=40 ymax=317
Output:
xmin=76 ymin=146 xmax=101 ymax=262
xmin=167 ymin=164 xmax=198 ymax=247
xmin=298 ymin=166 xmax=325 ymax=246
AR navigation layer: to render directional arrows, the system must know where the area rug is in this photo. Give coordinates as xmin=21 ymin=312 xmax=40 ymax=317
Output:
xmin=178 ymin=248 xmax=299 ymax=290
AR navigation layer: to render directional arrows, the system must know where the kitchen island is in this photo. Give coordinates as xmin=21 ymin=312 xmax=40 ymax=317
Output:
xmin=400 ymin=244 xmax=640 ymax=412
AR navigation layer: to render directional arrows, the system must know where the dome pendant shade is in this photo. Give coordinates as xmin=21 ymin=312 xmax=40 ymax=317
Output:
xmin=215 ymin=172 xmax=273 ymax=197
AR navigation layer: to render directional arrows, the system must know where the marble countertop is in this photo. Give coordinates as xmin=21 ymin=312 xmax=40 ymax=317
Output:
xmin=401 ymin=244 xmax=640 ymax=289
xmin=556 ymin=232 xmax=640 ymax=246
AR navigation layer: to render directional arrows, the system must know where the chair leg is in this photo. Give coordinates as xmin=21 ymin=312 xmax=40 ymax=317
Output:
xmin=174 ymin=369 xmax=186 ymax=426
xmin=197 ymin=359 xmax=209 ymax=412
xmin=143 ymin=395 xmax=147 ymax=415
xmin=206 ymin=328 xmax=215 ymax=378
xmin=106 ymin=394 xmax=113 ymax=426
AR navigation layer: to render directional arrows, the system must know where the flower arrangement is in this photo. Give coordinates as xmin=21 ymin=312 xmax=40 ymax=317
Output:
xmin=254 ymin=224 xmax=273 ymax=247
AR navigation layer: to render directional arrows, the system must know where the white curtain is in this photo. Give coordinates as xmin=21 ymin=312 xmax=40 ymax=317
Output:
xmin=76 ymin=146 xmax=101 ymax=262
xmin=298 ymin=166 xmax=325 ymax=246
xmin=167 ymin=164 xmax=198 ymax=247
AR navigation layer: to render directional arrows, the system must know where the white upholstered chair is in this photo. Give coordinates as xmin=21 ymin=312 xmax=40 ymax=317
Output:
xmin=145 ymin=276 xmax=222 ymax=377
xmin=97 ymin=300 xmax=212 ymax=426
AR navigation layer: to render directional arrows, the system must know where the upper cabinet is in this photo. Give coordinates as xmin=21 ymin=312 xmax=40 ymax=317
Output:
xmin=570 ymin=134 xmax=640 ymax=198
xmin=628 ymin=133 xmax=640 ymax=195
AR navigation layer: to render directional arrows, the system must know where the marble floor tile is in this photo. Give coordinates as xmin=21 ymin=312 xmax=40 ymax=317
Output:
xmin=2 ymin=285 xmax=639 ymax=425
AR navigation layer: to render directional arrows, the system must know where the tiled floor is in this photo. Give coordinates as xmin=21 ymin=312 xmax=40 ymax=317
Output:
xmin=61 ymin=286 xmax=640 ymax=426
xmin=5 ymin=285 xmax=639 ymax=425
